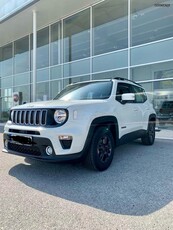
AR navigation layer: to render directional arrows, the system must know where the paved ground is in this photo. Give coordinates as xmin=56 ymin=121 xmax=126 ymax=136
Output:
xmin=0 ymin=132 xmax=173 ymax=230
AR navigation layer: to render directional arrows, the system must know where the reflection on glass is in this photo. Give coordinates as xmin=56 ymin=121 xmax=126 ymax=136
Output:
xmin=131 ymin=0 xmax=173 ymax=46
xmin=0 ymin=0 xmax=39 ymax=22
xmin=51 ymin=22 xmax=61 ymax=66
xmin=36 ymin=81 xmax=49 ymax=101
xmin=14 ymin=73 xmax=30 ymax=86
xmin=63 ymin=9 xmax=90 ymax=62
xmin=63 ymin=59 xmax=90 ymax=78
xmin=93 ymin=0 xmax=128 ymax=55
xmin=14 ymin=85 xmax=31 ymax=103
xmin=50 ymin=80 xmax=63 ymax=99
xmin=0 ymin=44 xmax=13 ymax=77
xmin=92 ymin=69 xmax=128 ymax=80
xmin=14 ymin=36 xmax=29 ymax=74
xmin=1 ymin=77 xmax=12 ymax=88
xmin=55 ymin=81 xmax=112 ymax=101
xmin=50 ymin=65 xmax=62 ymax=80
xmin=37 ymin=27 xmax=49 ymax=69
xmin=36 ymin=68 xmax=49 ymax=82
xmin=63 ymin=75 xmax=90 ymax=87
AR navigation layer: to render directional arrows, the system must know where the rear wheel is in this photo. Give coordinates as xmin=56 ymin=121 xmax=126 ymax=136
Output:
xmin=86 ymin=127 xmax=115 ymax=171
xmin=141 ymin=121 xmax=155 ymax=145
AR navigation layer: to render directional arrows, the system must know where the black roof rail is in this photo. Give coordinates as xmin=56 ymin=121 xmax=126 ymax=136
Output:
xmin=113 ymin=77 xmax=142 ymax=86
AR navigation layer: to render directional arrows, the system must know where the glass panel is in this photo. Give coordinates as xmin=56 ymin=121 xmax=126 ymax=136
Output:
xmin=141 ymin=80 xmax=173 ymax=130
xmin=63 ymin=9 xmax=90 ymax=62
xmin=50 ymin=65 xmax=62 ymax=80
xmin=93 ymin=50 xmax=128 ymax=73
xmin=36 ymin=81 xmax=49 ymax=101
xmin=0 ymin=87 xmax=12 ymax=122
xmin=50 ymin=22 xmax=61 ymax=66
xmin=1 ymin=77 xmax=12 ymax=88
xmin=0 ymin=0 xmax=39 ymax=22
xmin=0 ymin=96 xmax=12 ymax=122
xmin=14 ymin=36 xmax=29 ymax=74
xmin=14 ymin=85 xmax=31 ymax=104
xmin=1 ymin=88 xmax=12 ymax=97
xmin=131 ymin=61 xmax=173 ymax=82
xmin=63 ymin=75 xmax=90 ymax=87
xmin=14 ymin=72 xmax=30 ymax=86
xmin=37 ymin=27 xmax=49 ymax=69
xmin=93 ymin=0 xmax=128 ymax=56
xmin=37 ymin=68 xmax=49 ymax=82
xmin=0 ymin=43 xmax=13 ymax=77
xmin=63 ymin=58 xmax=90 ymax=78
xmin=131 ymin=39 xmax=173 ymax=66
xmin=92 ymin=69 xmax=128 ymax=80
xmin=50 ymin=80 xmax=63 ymax=99
xmin=131 ymin=0 xmax=173 ymax=46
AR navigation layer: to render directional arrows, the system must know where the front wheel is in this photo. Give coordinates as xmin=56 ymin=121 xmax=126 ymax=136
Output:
xmin=141 ymin=121 xmax=155 ymax=145
xmin=85 ymin=127 xmax=115 ymax=171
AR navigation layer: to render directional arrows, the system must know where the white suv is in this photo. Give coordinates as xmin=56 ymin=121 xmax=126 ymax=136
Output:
xmin=3 ymin=78 xmax=156 ymax=171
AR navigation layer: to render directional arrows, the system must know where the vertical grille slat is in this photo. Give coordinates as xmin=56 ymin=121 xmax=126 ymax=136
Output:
xmin=11 ymin=109 xmax=48 ymax=126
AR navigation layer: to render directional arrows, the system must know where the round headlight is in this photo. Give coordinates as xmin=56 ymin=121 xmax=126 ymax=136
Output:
xmin=54 ymin=109 xmax=67 ymax=124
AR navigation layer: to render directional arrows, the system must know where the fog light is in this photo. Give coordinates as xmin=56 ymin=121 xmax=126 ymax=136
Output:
xmin=46 ymin=146 xmax=53 ymax=156
xmin=59 ymin=135 xmax=73 ymax=149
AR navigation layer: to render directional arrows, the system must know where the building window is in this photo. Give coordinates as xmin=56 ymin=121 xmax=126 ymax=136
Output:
xmin=63 ymin=8 xmax=90 ymax=62
xmin=36 ymin=81 xmax=49 ymax=101
xmin=14 ymin=36 xmax=29 ymax=74
xmin=37 ymin=27 xmax=49 ymax=69
xmin=0 ymin=43 xmax=13 ymax=77
xmin=131 ymin=0 xmax=173 ymax=46
xmin=50 ymin=22 xmax=61 ymax=66
xmin=93 ymin=0 xmax=128 ymax=56
xmin=50 ymin=80 xmax=63 ymax=99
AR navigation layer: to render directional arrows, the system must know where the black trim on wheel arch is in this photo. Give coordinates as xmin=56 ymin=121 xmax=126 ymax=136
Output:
xmin=82 ymin=116 xmax=119 ymax=153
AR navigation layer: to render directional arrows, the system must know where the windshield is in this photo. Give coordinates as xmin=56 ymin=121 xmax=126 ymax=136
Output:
xmin=54 ymin=81 xmax=113 ymax=101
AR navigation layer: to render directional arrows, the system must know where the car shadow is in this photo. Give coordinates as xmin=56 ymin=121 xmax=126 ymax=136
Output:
xmin=9 ymin=139 xmax=173 ymax=216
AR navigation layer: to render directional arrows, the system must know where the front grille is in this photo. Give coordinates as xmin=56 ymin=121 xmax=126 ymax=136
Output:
xmin=8 ymin=142 xmax=41 ymax=156
xmin=11 ymin=109 xmax=48 ymax=126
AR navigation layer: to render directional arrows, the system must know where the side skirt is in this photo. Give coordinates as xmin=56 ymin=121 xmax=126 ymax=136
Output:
xmin=117 ymin=130 xmax=147 ymax=146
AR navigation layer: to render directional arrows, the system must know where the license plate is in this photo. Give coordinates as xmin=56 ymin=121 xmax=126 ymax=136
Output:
xmin=9 ymin=135 xmax=32 ymax=145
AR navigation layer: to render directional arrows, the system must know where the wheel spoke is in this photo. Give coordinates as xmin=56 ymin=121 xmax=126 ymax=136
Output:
xmin=97 ymin=135 xmax=112 ymax=163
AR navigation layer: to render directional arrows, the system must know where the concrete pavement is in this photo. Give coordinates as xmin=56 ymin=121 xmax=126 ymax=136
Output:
xmin=0 ymin=135 xmax=173 ymax=229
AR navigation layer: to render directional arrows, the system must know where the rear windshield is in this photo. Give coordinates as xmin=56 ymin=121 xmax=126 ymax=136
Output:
xmin=54 ymin=81 xmax=113 ymax=101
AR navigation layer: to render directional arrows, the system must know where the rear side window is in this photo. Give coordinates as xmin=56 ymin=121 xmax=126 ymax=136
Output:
xmin=131 ymin=85 xmax=147 ymax=103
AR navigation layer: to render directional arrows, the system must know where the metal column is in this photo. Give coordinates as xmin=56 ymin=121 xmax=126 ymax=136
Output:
xmin=32 ymin=10 xmax=37 ymax=102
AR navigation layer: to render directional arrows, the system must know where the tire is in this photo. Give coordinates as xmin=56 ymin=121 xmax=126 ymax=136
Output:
xmin=141 ymin=121 xmax=155 ymax=145
xmin=85 ymin=126 xmax=115 ymax=171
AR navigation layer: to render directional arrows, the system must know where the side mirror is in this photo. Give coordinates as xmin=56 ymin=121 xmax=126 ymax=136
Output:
xmin=121 ymin=93 xmax=135 ymax=104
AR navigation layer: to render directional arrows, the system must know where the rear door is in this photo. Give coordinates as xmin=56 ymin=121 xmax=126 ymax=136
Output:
xmin=131 ymin=84 xmax=149 ymax=129
xmin=115 ymin=83 xmax=143 ymax=137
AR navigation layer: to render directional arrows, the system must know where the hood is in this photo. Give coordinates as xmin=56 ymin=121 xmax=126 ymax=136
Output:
xmin=12 ymin=99 xmax=106 ymax=110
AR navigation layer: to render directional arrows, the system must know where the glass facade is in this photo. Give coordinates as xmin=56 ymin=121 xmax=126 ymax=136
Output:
xmin=0 ymin=0 xmax=39 ymax=22
xmin=0 ymin=0 xmax=173 ymax=127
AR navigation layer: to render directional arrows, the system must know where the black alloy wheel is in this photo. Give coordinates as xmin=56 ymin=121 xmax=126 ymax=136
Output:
xmin=86 ymin=127 xmax=115 ymax=171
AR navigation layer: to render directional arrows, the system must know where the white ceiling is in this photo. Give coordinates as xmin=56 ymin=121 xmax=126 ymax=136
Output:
xmin=0 ymin=0 xmax=99 ymax=46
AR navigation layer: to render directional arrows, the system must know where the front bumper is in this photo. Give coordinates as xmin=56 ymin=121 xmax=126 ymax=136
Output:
xmin=3 ymin=133 xmax=84 ymax=162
